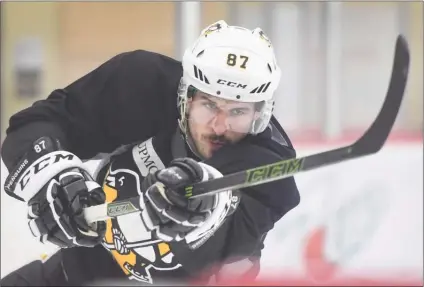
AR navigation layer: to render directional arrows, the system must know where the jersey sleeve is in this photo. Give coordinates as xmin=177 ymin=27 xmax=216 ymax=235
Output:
xmin=1 ymin=51 xmax=180 ymax=170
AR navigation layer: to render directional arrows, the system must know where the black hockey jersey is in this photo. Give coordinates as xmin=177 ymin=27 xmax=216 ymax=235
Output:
xmin=78 ymin=131 xmax=239 ymax=285
xmin=1 ymin=50 xmax=301 ymax=285
xmin=55 ymin=126 xmax=299 ymax=285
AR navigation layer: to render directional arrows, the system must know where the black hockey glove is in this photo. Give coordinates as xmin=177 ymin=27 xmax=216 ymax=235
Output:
xmin=4 ymin=136 xmax=106 ymax=248
xmin=140 ymin=158 xmax=232 ymax=244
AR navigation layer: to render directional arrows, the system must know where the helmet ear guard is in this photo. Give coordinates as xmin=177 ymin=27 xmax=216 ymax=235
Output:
xmin=251 ymin=99 xmax=274 ymax=134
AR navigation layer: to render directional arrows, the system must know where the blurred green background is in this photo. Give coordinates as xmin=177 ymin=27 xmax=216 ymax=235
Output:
xmin=1 ymin=2 xmax=422 ymax=143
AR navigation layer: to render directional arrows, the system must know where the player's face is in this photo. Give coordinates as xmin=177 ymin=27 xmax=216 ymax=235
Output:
xmin=187 ymin=91 xmax=257 ymax=159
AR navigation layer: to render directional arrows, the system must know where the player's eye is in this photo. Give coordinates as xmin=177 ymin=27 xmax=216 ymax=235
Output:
xmin=230 ymin=108 xmax=246 ymax=116
xmin=203 ymin=102 xmax=218 ymax=110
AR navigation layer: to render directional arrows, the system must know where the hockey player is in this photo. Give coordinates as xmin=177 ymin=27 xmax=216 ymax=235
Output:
xmin=1 ymin=21 xmax=300 ymax=286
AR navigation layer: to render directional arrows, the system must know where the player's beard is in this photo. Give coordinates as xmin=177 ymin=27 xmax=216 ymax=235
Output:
xmin=200 ymin=133 xmax=236 ymax=158
xmin=185 ymin=123 xmax=233 ymax=159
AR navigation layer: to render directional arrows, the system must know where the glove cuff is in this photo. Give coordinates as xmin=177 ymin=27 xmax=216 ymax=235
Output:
xmin=184 ymin=162 xmax=233 ymax=247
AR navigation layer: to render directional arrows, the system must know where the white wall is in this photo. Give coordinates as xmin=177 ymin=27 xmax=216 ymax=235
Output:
xmin=1 ymin=143 xmax=423 ymax=283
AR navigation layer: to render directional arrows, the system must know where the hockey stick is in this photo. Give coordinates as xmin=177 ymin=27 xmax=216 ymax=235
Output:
xmin=83 ymin=35 xmax=410 ymax=224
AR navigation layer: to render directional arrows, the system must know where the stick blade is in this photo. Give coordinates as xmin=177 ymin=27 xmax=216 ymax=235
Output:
xmin=353 ymin=35 xmax=410 ymax=154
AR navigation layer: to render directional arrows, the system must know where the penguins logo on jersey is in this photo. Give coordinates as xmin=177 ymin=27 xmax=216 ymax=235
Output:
xmin=101 ymin=168 xmax=182 ymax=284
xmin=98 ymin=138 xmax=181 ymax=284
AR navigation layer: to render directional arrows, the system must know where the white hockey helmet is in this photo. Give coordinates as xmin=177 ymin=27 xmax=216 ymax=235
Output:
xmin=178 ymin=20 xmax=281 ymax=135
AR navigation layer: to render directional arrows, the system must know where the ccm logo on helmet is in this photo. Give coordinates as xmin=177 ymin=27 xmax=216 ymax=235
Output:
xmin=217 ymin=79 xmax=247 ymax=89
